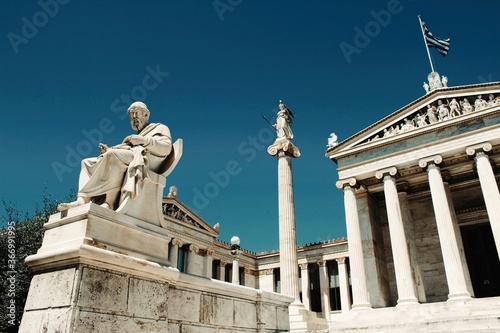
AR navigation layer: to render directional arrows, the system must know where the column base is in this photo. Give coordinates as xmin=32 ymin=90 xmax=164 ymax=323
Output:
xmin=396 ymin=298 xmax=419 ymax=306
xmin=447 ymin=292 xmax=472 ymax=302
xmin=351 ymin=302 xmax=372 ymax=311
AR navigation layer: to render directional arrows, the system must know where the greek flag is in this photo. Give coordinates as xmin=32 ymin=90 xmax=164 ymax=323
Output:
xmin=421 ymin=20 xmax=450 ymax=56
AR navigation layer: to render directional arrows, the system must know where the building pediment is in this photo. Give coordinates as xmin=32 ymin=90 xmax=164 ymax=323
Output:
xmin=161 ymin=196 xmax=219 ymax=238
xmin=327 ymin=82 xmax=500 ymax=162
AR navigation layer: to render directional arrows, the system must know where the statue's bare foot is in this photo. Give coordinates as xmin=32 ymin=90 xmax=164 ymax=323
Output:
xmin=57 ymin=197 xmax=86 ymax=211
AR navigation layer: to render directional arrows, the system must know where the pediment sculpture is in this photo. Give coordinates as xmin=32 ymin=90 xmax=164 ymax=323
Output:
xmin=363 ymin=93 xmax=500 ymax=145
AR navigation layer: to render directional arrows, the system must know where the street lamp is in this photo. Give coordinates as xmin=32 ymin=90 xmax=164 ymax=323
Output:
xmin=230 ymin=236 xmax=241 ymax=284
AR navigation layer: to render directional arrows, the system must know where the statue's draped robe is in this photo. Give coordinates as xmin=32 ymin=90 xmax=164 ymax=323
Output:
xmin=78 ymin=123 xmax=172 ymax=207
xmin=276 ymin=111 xmax=293 ymax=139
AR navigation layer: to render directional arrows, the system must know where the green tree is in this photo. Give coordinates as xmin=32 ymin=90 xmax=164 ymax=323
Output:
xmin=0 ymin=190 xmax=60 ymax=332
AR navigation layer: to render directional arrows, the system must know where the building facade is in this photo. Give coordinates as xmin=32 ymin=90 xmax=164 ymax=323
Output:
xmin=326 ymin=80 xmax=500 ymax=331
xmin=127 ymin=80 xmax=500 ymax=331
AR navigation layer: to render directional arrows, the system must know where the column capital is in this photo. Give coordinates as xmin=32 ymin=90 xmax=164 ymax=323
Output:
xmin=318 ymin=260 xmax=327 ymax=267
xmin=336 ymin=177 xmax=360 ymax=189
xmin=299 ymin=263 xmax=309 ymax=270
xmin=244 ymin=267 xmax=253 ymax=274
xmin=171 ymin=238 xmax=183 ymax=247
xmin=220 ymin=260 xmax=229 ymax=267
xmin=419 ymin=155 xmax=443 ymax=169
xmin=206 ymin=249 xmax=215 ymax=256
xmin=267 ymin=139 xmax=301 ymax=158
xmin=375 ymin=166 xmax=399 ymax=180
xmin=336 ymin=257 xmax=347 ymax=264
xmin=189 ymin=244 xmax=200 ymax=253
xmin=466 ymin=142 xmax=493 ymax=158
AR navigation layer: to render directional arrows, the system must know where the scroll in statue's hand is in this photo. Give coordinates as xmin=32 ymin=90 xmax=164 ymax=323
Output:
xmin=123 ymin=135 xmax=147 ymax=146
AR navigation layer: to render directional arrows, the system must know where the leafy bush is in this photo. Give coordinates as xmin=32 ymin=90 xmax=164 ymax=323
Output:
xmin=0 ymin=191 xmax=59 ymax=332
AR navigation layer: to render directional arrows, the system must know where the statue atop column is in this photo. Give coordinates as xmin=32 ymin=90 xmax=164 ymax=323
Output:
xmin=273 ymin=100 xmax=294 ymax=140
xmin=268 ymin=100 xmax=300 ymax=158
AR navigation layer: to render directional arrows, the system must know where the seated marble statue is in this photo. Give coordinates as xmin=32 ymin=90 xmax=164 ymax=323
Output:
xmin=58 ymin=101 xmax=172 ymax=211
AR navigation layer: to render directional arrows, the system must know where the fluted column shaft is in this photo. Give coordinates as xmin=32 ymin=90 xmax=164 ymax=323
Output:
xmin=169 ymin=239 xmax=182 ymax=269
xmin=187 ymin=244 xmax=199 ymax=274
xmin=220 ymin=262 xmax=227 ymax=282
xmin=277 ymin=152 xmax=301 ymax=302
xmin=377 ymin=170 xmax=418 ymax=305
xmin=474 ymin=151 xmax=500 ymax=259
xmin=299 ymin=264 xmax=310 ymax=310
xmin=337 ymin=180 xmax=371 ymax=310
xmin=398 ymin=191 xmax=426 ymax=302
xmin=318 ymin=261 xmax=331 ymax=319
xmin=337 ymin=258 xmax=351 ymax=313
xmin=206 ymin=250 xmax=214 ymax=278
xmin=425 ymin=162 xmax=471 ymax=300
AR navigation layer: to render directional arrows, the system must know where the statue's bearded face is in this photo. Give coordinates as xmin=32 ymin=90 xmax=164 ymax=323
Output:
xmin=129 ymin=107 xmax=149 ymax=131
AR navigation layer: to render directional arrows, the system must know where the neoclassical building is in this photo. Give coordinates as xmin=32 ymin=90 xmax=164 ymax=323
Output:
xmin=161 ymin=191 xmax=351 ymax=327
xmin=326 ymin=78 xmax=500 ymax=331
xmin=159 ymin=79 xmax=500 ymax=331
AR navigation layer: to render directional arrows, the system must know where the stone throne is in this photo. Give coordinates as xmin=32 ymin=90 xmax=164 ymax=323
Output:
xmin=116 ymin=138 xmax=183 ymax=227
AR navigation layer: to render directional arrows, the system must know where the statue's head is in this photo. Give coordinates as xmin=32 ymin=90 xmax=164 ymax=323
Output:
xmin=128 ymin=101 xmax=150 ymax=131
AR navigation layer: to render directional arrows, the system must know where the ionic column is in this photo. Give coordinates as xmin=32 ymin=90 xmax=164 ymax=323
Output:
xmin=299 ymin=263 xmax=310 ymax=310
xmin=467 ymin=143 xmax=500 ymax=259
xmin=318 ymin=260 xmax=331 ymax=319
xmin=187 ymin=244 xmax=199 ymax=274
xmin=397 ymin=184 xmax=426 ymax=303
xmin=205 ymin=250 xmax=214 ymax=278
xmin=169 ymin=238 xmax=183 ymax=269
xmin=336 ymin=178 xmax=371 ymax=310
xmin=420 ymin=156 xmax=472 ymax=300
xmin=375 ymin=167 xmax=418 ymax=305
xmin=220 ymin=261 xmax=228 ymax=282
xmin=336 ymin=257 xmax=351 ymax=313
xmin=268 ymin=139 xmax=301 ymax=303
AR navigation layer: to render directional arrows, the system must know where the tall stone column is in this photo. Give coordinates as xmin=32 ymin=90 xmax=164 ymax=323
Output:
xmin=220 ymin=261 xmax=227 ymax=282
xmin=318 ymin=260 xmax=331 ymax=319
xmin=336 ymin=178 xmax=371 ymax=310
xmin=268 ymin=136 xmax=301 ymax=303
xmin=187 ymin=244 xmax=199 ymax=275
xmin=398 ymin=186 xmax=426 ymax=302
xmin=419 ymin=156 xmax=472 ymax=300
xmin=336 ymin=257 xmax=351 ymax=313
xmin=169 ymin=238 xmax=182 ymax=269
xmin=299 ymin=263 xmax=310 ymax=310
xmin=467 ymin=143 xmax=500 ymax=259
xmin=375 ymin=167 xmax=418 ymax=305
xmin=205 ymin=250 xmax=214 ymax=278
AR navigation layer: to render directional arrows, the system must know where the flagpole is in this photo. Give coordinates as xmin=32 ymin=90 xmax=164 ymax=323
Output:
xmin=418 ymin=15 xmax=435 ymax=73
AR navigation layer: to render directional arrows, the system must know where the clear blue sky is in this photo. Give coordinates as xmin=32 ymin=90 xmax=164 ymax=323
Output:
xmin=1 ymin=0 xmax=498 ymax=252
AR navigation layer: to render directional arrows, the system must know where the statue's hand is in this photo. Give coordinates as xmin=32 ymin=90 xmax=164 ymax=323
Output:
xmin=99 ymin=143 xmax=109 ymax=154
xmin=124 ymin=135 xmax=147 ymax=146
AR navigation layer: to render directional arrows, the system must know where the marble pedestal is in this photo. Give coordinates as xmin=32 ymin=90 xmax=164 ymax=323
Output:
xmin=19 ymin=205 xmax=292 ymax=333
